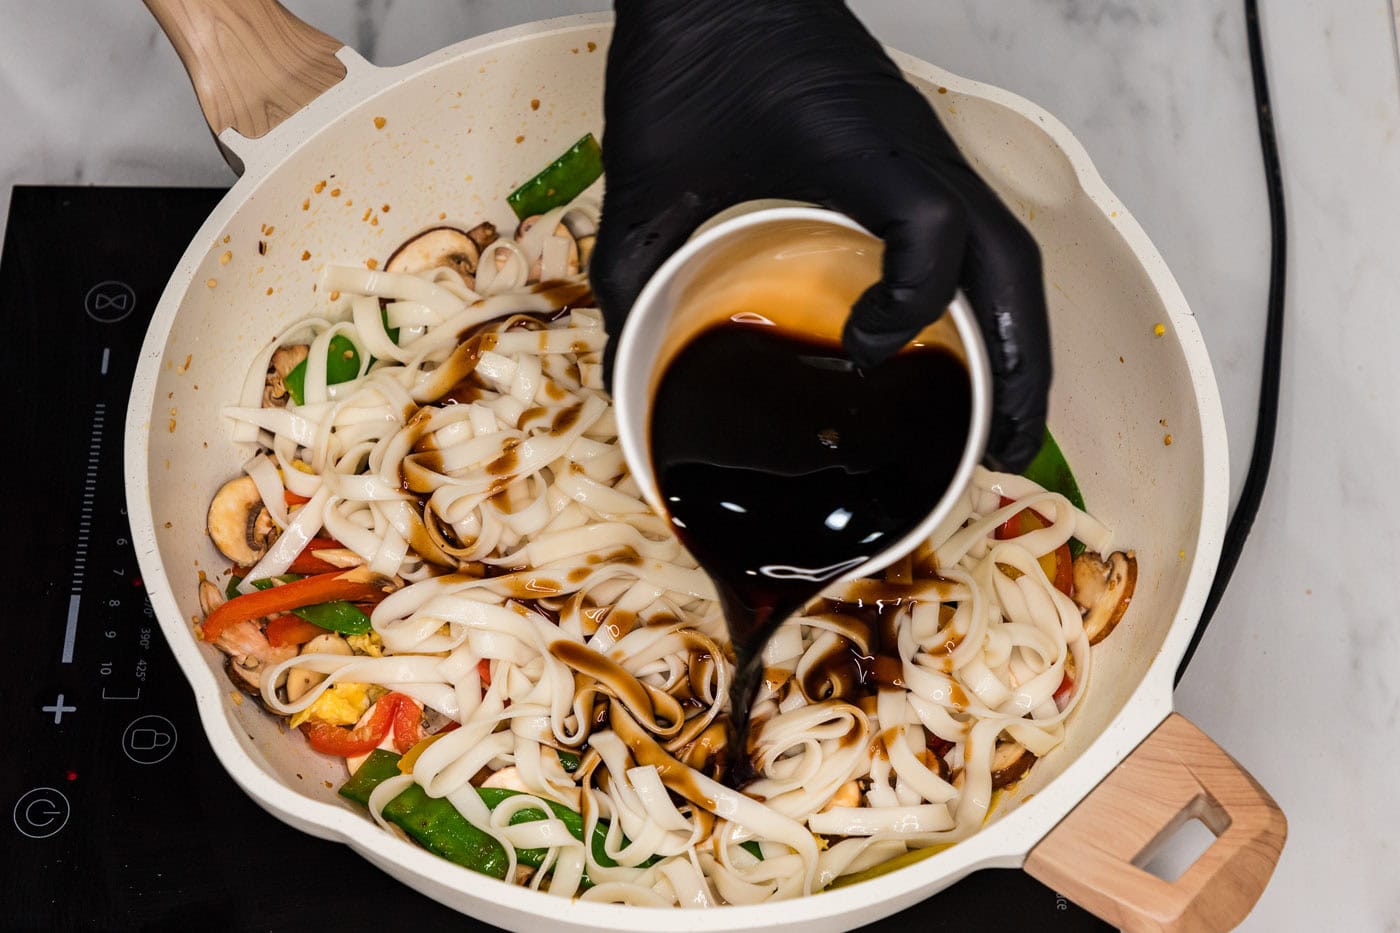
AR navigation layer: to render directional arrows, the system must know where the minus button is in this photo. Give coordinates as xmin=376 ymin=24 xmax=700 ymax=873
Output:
xmin=100 ymin=348 xmax=110 ymax=375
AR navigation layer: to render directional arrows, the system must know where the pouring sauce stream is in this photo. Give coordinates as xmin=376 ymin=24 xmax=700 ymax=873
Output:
xmin=649 ymin=319 xmax=971 ymax=782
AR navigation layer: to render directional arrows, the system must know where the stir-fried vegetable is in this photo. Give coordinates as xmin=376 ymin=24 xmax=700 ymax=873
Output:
xmin=223 ymin=573 xmax=373 ymax=637
xmin=341 ymin=749 xmax=514 ymax=878
xmin=286 ymin=536 xmax=345 ymax=574
xmin=302 ymin=692 xmax=415 ymax=756
xmin=506 ymin=133 xmax=604 ymax=220
xmin=994 ymin=496 xmax=1073 ymax=597
xmin=201 ymin=569 xmax=384 ymax=643
xmin=285 ymin=334 xmax=361 ymax=405
xmin=341 ymin=748 xmax=656 ymax=883
xmin=265 ymin=615 xmax=325 ymax=647
xmin=1021 ymin=429 xmax=1087 ymax=557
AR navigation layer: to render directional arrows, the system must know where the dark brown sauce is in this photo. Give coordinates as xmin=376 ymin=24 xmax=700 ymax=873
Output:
xmin=550 ymin=403 xmax=583 ymax=436
xmin=649 ymin=321 xmax=971 ymax=782
xmin=439 ymin=379 xmax=485 ymax=405
xmin=486 ymin=438 xmax=521 ymax=475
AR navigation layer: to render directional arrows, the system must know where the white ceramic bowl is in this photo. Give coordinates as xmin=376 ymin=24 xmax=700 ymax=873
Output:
xmin=125 ymin=13 xmax=1228 ymax=932
xmin=611 ymin=206 xmax=992 ymax=583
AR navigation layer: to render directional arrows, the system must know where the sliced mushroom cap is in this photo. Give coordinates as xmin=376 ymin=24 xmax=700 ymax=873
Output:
xmin=224 ymin=651 xmax=294 ymax=713
xmin=465 ymin=221 xmax=498 ymax=253
xmin=198 ymin=579 xmax=225 ymax=617
xmin=481 ymin=766 xmax=529 ymax=793
xmin=990 ymin=740 xmax=1037 ymax=789
xmin=263 ymin=345 xmax=309 ymax=408
xmin=207 ymin=475 xmax=275 ymax=565
xmin=385 ymin=227 xmax=480 ymax=277
xmin=271 ymin=344 xmax=309 ymax=379
xmin=1072 ymin=550 xmax=1138 ymax=645
xmin=226 ymin=655 xmax=264 ymax=696
xmin=285 ymin=632 xmax=352 ymax=703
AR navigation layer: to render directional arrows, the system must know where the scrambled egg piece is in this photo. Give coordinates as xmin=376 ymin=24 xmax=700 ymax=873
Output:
xmin=346 ymin=631 xmax=384 ymax=657
xmin=289 ymin=682 xmax=372 ymax=728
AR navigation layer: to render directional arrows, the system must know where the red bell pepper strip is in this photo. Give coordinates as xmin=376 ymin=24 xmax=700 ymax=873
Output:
xmin=201 ymin=570 xmax=388 ymax=644
xmin=285 ymin=536 xmax=346 ymax=575
xmin=993 ymin=496 xmax=1073 ymax=597
xmin=1053 ymin=674 xmax=1075 ymax=712
xmin=302 ymin=692 xmax=412 ymax=756
xmin=392 ymin=697 xmax=424 ymax=754
xmin=233 ymin=537 xmax=344 ymax=577
xmin=265 ymin=614 xmax=326 ymax=648
xmin=477 ymin=658 xmax=492 ymax=687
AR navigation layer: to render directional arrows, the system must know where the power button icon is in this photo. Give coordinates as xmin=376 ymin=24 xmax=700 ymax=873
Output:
xmin=13 ymin=787 xmax=70 ymax=839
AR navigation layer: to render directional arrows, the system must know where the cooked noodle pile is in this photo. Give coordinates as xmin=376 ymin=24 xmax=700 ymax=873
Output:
xmin=201 ymin=196 xmax=1135 ymax=905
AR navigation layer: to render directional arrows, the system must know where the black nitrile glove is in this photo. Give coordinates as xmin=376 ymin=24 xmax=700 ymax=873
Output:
xmin=592 ymin=0 xmax=1050 ymax=471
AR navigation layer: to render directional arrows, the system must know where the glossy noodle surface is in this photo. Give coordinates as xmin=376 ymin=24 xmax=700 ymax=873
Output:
xmin=199 ymin=193 xmax=1135 ymax=905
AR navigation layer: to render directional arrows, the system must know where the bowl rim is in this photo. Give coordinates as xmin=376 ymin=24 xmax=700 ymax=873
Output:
xmin=611 ymin=205 xmax=994 ymax=586
xmin=124 ymin=12 xmax=1229 ymax=931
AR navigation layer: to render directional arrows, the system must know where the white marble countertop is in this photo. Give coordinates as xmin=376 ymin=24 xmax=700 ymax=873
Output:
xmin=5 ymin=0 xmax=1398 ymax=928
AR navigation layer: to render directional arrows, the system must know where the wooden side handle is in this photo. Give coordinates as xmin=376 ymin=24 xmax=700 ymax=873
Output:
xmin=1025 ymin=713 xmax=1285 ymax=932
xmin=143 ymin=0 xmax=346 ymax=142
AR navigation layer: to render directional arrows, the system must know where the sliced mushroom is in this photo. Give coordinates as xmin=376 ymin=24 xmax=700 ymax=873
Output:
xmin=226 ymin=655 xmax=264 ymax=697
xmin=990 ymin=740 xmax=1036 ymax=789
xmin=264 ymin=345 xmax=309 ymax=408
xmin=198 ymin=579 xmax=225 ymax=616
xmin=1072 ymin=550 xmax=1138 ymax=645
xmin=481 ymin=766 xmax=529 ymax=793
xmin=286 ymin=632 xmax=352 ymax=703
xmin=465 ymin=221 xmax=498 ymax=252
xmin=385 ymin=227 xmax=480 ymax=277
xmin=207 ymin=475 xmax=275 ymax=565
xmin=224 ymin=650 xmax=294 ymax=713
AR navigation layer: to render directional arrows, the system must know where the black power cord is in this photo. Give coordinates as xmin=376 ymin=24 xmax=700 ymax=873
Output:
xmin=1175 ymin=0 xmax=1287 ymax=685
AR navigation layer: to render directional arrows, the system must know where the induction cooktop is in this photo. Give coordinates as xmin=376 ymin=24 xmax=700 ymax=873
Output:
xmin=0 ymin=185 xmax=1109 ymax=933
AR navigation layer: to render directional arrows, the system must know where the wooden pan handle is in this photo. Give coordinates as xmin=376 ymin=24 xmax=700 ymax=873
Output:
xmin=143 ymin=0 xmax=346 ymax=142
xmin=1024 ymin=714 xmax=1285 ymax=931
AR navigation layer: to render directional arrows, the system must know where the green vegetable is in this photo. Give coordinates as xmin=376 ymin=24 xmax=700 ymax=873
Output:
xmin=557 ymin=750 xmax=582 ymax=773
xmin=1021 ymin=428 xmax=1088 ymax=558
xmin=286 ymin=334 xmax=361 ymax=405
xmin=287 ymin=599 xmax=372 ymax=636
xmin=340 ymin=749 xmax=658 ymax=883
xmin=341 ymin=749 xmax=513 ymax=879
xmin=825 ymin=842 xmax=954 ymax=890
xmin=480 ymin=787 xmax=630 ymax=870
xmin=741 ymin=840 xmax=764 ymax=860
xmin=246 ymin=575 xmax=372 ymax=636
xmin=506 ymin=133 xmax=604 ymax=220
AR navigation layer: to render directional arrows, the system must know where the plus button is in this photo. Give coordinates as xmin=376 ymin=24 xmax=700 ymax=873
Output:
xmin=41 ymin=694 xmax=77 ymax=725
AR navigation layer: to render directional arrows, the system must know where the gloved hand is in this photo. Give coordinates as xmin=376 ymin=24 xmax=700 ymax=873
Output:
xmin=591 ymin=0 xmax=1050 ymax=471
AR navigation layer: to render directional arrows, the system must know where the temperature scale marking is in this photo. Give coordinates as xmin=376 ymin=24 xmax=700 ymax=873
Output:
xmin=64 ymin=401 xmax=106 ymax=663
